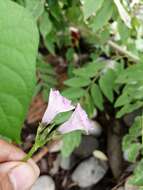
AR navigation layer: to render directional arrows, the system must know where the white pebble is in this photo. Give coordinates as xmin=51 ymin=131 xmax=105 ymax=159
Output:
xmin=31 ymin=175 xmax=55 ymax=190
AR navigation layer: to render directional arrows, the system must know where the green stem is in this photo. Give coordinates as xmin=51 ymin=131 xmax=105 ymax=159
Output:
xmin=22 ymin=144 xmax=38 ymax=162
xmin=22 ymin=123 xmax=58 ymax=162
xmin=108 ymin=40 xmax=140 ymax=63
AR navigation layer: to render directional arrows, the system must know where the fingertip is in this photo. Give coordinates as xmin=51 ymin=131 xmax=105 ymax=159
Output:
xmin=9 ymin=162 xmax=39 ymax=190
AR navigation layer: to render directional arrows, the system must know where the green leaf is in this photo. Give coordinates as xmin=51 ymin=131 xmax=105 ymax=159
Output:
xmin=115 ymin=64 xmax=143 ymax=117
xmin=122 ymin=116 xmax=143 ymax=150
xmin=116 ymin=83 xmax=143 ymax=106
xmin=118 ymin=19 xmax=130 ymax=42
xmin=54 ymin=111 xmax=72 ymax=125
xmin=126 ymin=143 xmax=141 ymax=162
xmin=40 ymin=75 xmax=57 ymax=86
xmin=37 ymin=55 xmax=56 ymax=76
xmin=61 ymin=131 xmax=81 ymax=157
xmin=129 ymin=175 xmax=143 ymax=187
xmin=129 ymin=160 xmax=143 ymax=186
xmin=66 ymin=48 xmax=74 ymax=63
xmin=122 ymin=134 xmax=134 ymax=150
xmin=84 ymin=93 xmax=94 ymax=118
xmin=25 ymin=0 xmax=45 ymax=20
xmin=90 ymin=84 xmax=104 ymax=111
xmin=0 ymin=0 xmax=39 ymax=142
xmin=82 ymin=0 xmax=105 ymax=19
xmin=44 ymin=32 xmax=55 ymax=54
xmin=89 ymin=0 xmax=113 ymax=32
xmin=115 ymin=92 xmax=130 ymax=107
xmin=99 ymin=69 xmax=116 ymax=102
xmin=62 ymin=88 xmax=85 ymax=100
xmin=48 ymin=0 xmax=63 ymax=22
xmin=129 ymin=116 xmax=143 ymax=138
xmin=73 ymin=61 xmax=106 ymax=78
xmin=12 ymin=0 xmax=25 ymax=6
xmin=66 ymin=5 xmax=83 ymax=24
xmin=39 ymin=11 xmax=52 ymax=38
xmin=42 ymin=88 xmax=50 ymax=101
xmin=116 ymin=64 xmax=143 ymax=84
xmin=64 ymin=77 xmax=91 ymax=88
xmin=97 ymin=28 xmax=110 ymax=44
xmin=116 ymin=101 xmax=143 ymax=118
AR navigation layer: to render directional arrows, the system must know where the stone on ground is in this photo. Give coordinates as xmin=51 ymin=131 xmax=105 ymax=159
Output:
xmin=71 ymin=157 xmax=108 ymax=188
xmin=31 ymin=175 xmax=55 ymax=190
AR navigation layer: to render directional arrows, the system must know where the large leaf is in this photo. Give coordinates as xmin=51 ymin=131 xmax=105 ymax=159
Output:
xmin=0 ymin=0 xmax=39 ymax=142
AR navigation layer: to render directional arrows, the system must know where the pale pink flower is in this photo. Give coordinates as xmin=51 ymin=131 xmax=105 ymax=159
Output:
xmin=42 ymin=89 xmax=75 ymax=124
xmin=58 ymin=104 xmax=93 ymax=134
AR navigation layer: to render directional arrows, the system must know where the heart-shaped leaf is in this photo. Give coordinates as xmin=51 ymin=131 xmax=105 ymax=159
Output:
xmin=0 ymin=0 xmax=39 ymax=143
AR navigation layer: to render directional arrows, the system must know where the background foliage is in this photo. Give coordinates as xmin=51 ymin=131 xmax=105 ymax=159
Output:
xmin=1 ymin=0 xmax=143 ymax=188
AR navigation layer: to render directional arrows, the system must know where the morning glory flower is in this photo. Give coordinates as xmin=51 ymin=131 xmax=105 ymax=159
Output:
xmin=42 ymin=89 xmax=75 ymax=124
xmin=58 ymin=103 xmax=93 ymax=134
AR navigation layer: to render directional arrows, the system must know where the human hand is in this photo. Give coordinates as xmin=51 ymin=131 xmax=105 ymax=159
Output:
xmin=0 ymin=139 xmax=39 ymax=190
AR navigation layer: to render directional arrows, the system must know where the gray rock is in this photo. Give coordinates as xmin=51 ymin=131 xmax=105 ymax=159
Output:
xmin=71 ymin=157 xmax=108 ymax=188
xmin=31 ymin=175 xmax=55 ymax=190
xmin=74 ymin=136 xmax=99 ymax=158
xmin=60 ymin=155 xmax=71 ymax=170
xmin=89 ymin=121 xmax=102 ymax=136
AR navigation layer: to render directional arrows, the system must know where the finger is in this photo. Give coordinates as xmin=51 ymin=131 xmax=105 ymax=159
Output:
xmin=0 ymin=161 xmax=39 ymax=179
xmin=0 ymin=140 xmax=24 ymax=162
xmin=0 ymin=162 xmax=21 ymax=190
xmin=0 ymin=161 xmax=39 ymax=190
xmin=0 ymin=139 xmax=39 ymax=173
xmin=0 ymin=162 xmax=21 ymax=173
xmin=0 ymin=173 xmax=13 ymax=190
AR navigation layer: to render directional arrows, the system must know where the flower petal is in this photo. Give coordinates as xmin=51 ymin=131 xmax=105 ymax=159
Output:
xmin=58 ymin=104 xmax=93 ymax=134
xmin=42 ymin=89 xmax=75 ymax=124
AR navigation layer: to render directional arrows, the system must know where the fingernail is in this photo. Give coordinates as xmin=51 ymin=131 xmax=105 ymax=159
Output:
xmin=9 ymin=163 xmax=39 ymax=190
